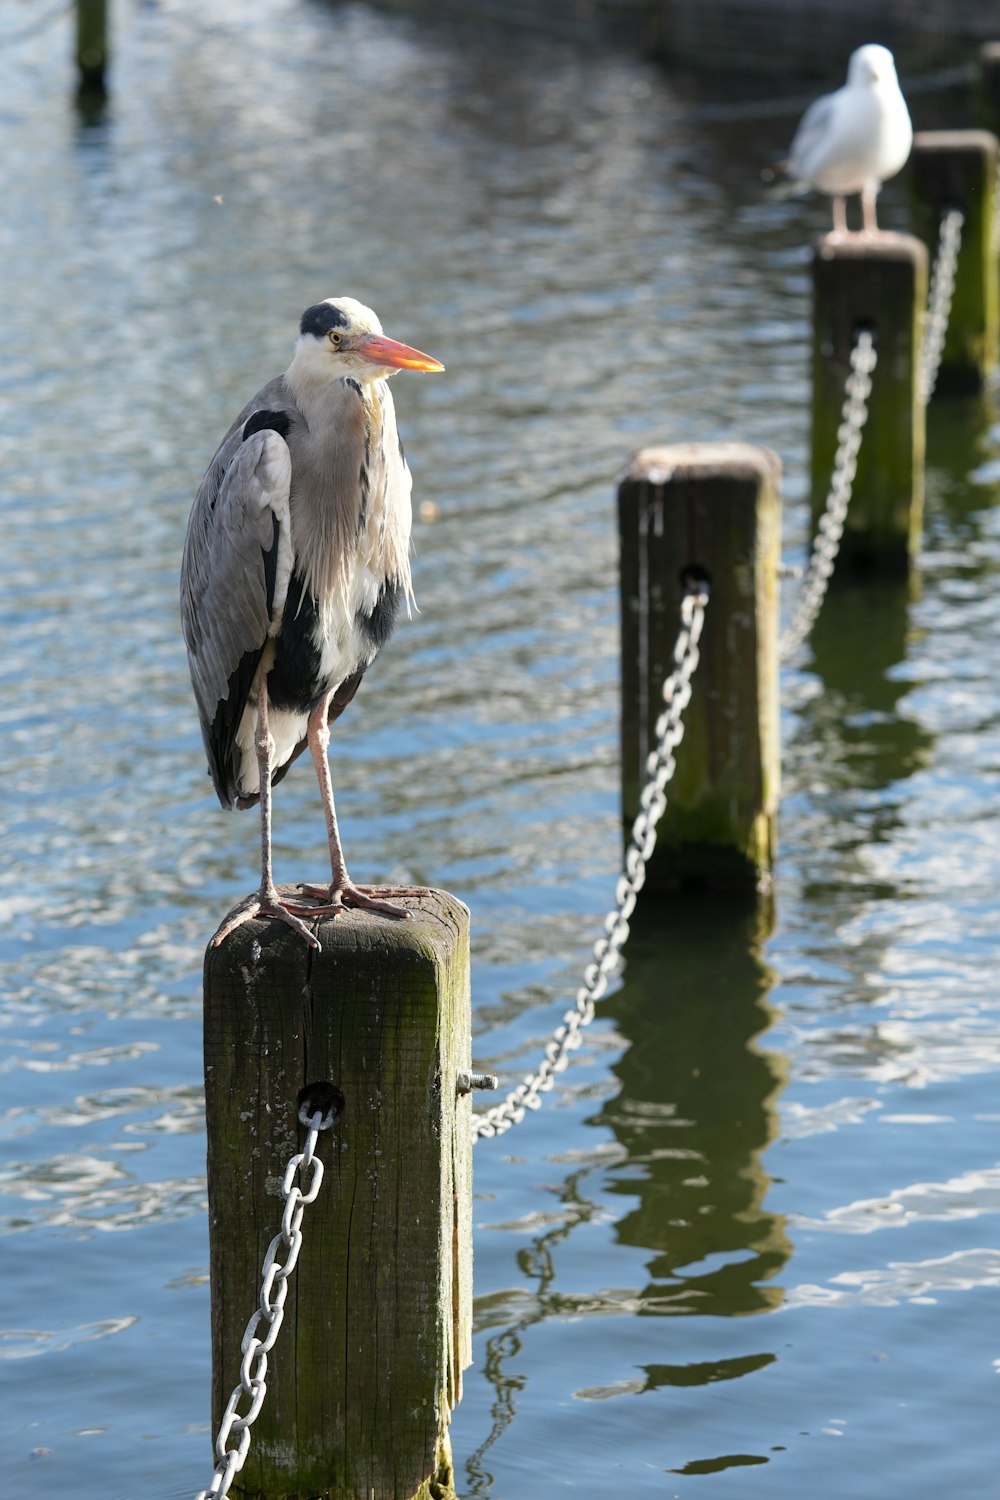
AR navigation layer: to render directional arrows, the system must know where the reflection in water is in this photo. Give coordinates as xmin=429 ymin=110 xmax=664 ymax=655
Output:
xmin=466 ymin=1166 xmax=601 ymax=1497
xmin=801 ymin=575 xmax=932 ymax=806
xmin=467 ymin=895 xmax=787 ymax=1489
xmin=599 ymin=896 xmax=789 ymax=1322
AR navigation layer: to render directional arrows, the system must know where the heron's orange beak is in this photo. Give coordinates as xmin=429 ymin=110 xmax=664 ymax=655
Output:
xmin=355 ymin=334 xmax=445 ymax=373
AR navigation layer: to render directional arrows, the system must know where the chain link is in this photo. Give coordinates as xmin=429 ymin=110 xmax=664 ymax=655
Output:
xmin=472 ymin=582 xmax=709 ymax=1140
xmin=919 ymin=208 xmax=964 ymax=406
xmin=779 ymin=330 xmax=877 ymax=661
xmin=194 ymin=1110 xmax=334 ymax=1500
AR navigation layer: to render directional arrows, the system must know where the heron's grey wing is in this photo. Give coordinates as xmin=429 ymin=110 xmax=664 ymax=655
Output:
xmin=181 ymin=425 xmax=293 ymax=806
xmin=787 ymin=90 xmax=840 ymax=183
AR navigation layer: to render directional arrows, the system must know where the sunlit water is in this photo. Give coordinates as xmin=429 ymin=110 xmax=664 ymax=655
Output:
xmin=1 ymin=3 xmax=998 ymax=1496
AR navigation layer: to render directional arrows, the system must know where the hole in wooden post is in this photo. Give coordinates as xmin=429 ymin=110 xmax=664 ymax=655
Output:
xmin=680 ymin=563 xmax=712 ymax=590
xmin=297 ymin=1081 xmax=345 ymax=1129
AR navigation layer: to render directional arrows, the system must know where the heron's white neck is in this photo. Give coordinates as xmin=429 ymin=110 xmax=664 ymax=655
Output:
xmin=284 ymin=339 xmax=394 ymax=422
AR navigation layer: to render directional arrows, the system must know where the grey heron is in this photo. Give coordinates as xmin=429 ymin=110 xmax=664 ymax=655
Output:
xmin=779 ymin=44 xmax=912 ymax=235
xmin=180 ymin=297 xmax=443 ymax=951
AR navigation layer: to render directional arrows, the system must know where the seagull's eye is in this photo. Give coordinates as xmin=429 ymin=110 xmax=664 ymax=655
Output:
xmin=328 ymin=330 xmax=345 ymax=348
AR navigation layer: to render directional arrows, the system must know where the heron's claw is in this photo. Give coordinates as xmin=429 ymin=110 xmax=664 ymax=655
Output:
xmin=211 ymin=888 xmax=322 ymax=950
xmin=289 ymin=882 xmax=412 ymax=920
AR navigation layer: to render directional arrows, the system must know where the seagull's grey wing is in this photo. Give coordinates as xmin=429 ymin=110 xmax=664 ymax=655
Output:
xmin=181 ymin=414 xmax=294 ymax=806
xmin=787 ymin=90 xmax=840 ymax=182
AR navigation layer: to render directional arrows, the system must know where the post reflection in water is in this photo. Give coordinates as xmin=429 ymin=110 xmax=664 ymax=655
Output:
xmin=598 ymin=896 xmax=789 ymax=1335
xmin=800 ymin=574 xmax=932 ymax=808
xmin=466 ymin=895 xmax=788 ymax=1493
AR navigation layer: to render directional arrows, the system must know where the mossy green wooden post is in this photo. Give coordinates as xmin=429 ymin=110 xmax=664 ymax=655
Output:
xmin=812 ymin=232 xmax=926 ymax=571
xmin=618 ymin=444 xmax=780 ymax=894
xmin=977 ymin=46 xmax=1000 ymax=151
xmin=76 ymin=0 xmax=108 ymax=93
xmin=203 ymin=888 xmax=472 ymax=1500
xmin=910 ymin=130 xmax=998 ymax=394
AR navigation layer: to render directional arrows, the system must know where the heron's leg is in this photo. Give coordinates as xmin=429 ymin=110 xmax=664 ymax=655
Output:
xmin=211 ymin=680 xmax=321 ymax=950
xmin=831 ymin=195 xmax=848 ymax=236
xmin=289 ymin=695 xmax=410 ymax=920
xmin=861 ymin=182 xmax=879 ymax=234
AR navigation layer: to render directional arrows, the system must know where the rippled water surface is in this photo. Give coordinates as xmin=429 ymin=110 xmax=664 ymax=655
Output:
xmin=1 ymin=4 xmax=998 ymax=1496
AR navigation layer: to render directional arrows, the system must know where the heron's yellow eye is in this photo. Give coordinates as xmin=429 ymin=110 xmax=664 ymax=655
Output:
xmin=328 ymin=330 xmax=345 ymax=348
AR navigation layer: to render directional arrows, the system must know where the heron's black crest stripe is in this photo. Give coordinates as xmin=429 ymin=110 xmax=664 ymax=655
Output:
xmin=299 ymin=302 xmax=349 ymax=339
xmin=268 ymin=572 xmax=324 ymax=714
xmin=357 ymin=580 xmax=403 ymax=653
xmin=243 ymin=409 xmax=291 ymax=442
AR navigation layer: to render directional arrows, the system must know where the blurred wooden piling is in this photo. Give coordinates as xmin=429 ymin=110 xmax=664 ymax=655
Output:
xmin=203 ymin=889 xmax=472 ymax=1500
xmin=812 ymin=233 xmax=926 ymax=571
xmin=618 ymin=444 xmax=780 ymax=894
xmin=76 ymin=0 xmax=108 ymax=94
xmin=977 ymin=44 xmax=1000 ymax=141
xmin=910 ymin=130 xmax=998 ymax=393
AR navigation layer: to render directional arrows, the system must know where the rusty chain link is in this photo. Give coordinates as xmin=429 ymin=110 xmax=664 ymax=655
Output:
xmin=473 ymin=581 xmax=709 ymax=1140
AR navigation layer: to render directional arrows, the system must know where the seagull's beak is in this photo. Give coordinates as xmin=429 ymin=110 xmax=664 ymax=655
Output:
xmin=355 ymin=334 xmax=445 ymax=373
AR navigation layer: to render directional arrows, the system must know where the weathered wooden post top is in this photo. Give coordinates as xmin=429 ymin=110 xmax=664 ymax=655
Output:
xmin=910 ymin=129 xmax=999 ymax=394
xmin=811 ymin=231 xmax=927 ymax=571
xmin=618 ymin=443 xmax=780 ymax=895
xmin=203 ymin=888 xmax=472 ymax=1500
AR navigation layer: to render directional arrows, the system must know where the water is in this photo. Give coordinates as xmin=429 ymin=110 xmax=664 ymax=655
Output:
xmin=1 ymin=3 xmax=997 ymax=1495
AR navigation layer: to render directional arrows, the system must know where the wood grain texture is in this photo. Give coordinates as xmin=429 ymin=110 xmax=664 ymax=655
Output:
xmin=618 ymin=444 xmax=780 ymax=892
xmin=811 ymin=231 xmax=927 ymax=571
xmin=203 ymin=887 xmax=472 ymax=1500
xmin=910 ymin=129 xmax=998 ymax=394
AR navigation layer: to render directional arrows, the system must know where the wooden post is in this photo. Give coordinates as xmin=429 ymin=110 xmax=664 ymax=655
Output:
xmin=910 ymin=130 xmax=999 ymax=393
xmin=618 ymin=443 xmax=780 ymax=894
xmin=76 ymin=0 xmax=108 ymax=94
xmin=812 ymin=232 xmax=926 ymax=570
xmin=977 ymin=45 xmax=1000 ymax=142
xmin=203 ymin=888 xmax=472 ymax=1500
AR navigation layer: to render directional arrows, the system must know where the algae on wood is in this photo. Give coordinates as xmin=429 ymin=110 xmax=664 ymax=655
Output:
xmin=811 ymin=231 xmax=927 ymax=571
xmin=910 ymin=129 xmax=998 ymax=394
xmin=203 ymin=887 xmax=472 ymax=1500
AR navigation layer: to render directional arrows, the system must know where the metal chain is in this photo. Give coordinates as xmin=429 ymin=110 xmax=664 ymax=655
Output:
xmin=473 ymin=582 xmax=709 ymax=1140
xmin=195 ymin=1105 xmax=337 ymax=1500
xmin=779 ymin=331 xmax=877 ymax=661
xmin=919 ymin=207 xmax=964 ymax=405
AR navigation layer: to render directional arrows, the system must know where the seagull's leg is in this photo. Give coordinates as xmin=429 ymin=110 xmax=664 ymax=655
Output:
xmin=831 ymin=195 xmax=848 ymax=236
xmin=211 ymin=679 xmax=321 ymax=950
xmin=290 ymin=693 xmax=411 ymax=920
xmin=861 ymin=182 xmax=879 ymax=234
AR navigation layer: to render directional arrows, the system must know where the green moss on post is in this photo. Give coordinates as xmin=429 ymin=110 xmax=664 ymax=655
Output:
xmin=812 ymin=232 xmax=926 ymax=571
xmin=910 ymin=130 xmax=999 ymax=393
xmin=203 ymin=888 xmax=472 ymax=1500
xmin=76 ymin=0 xmax=108 ymax=93
xmin=618 ymin=444 xmax=780 ymax=894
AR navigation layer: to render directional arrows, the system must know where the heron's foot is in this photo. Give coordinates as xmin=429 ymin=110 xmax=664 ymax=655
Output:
xmin=289 ymin=881 xmax=413 ymax=920
xmin=211 ymin=888 xmax=322 ymax=950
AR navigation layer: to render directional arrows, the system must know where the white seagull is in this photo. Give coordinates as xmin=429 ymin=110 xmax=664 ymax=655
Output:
xmin=780 ymin=44 xmax=913 ymax=235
